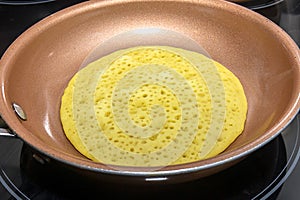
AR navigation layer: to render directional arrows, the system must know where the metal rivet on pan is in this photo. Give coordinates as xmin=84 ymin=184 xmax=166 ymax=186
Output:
xmin=12 ymin=103 xmax=27 ymax=121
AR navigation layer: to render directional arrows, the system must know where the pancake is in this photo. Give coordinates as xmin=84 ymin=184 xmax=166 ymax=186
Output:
xmin=60 ymin=46 xmax=247 ymax=167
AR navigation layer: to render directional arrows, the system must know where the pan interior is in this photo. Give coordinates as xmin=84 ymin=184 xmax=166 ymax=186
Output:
xmin=80 ymin=27 xmax=210 ymax=68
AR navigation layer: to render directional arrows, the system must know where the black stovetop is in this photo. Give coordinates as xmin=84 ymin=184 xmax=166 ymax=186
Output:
xmin=0 ymin=0 xmax=299 ymax=199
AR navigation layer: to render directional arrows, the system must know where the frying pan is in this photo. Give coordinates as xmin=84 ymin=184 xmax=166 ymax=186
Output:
xmin=0 ymin=0 xmax=299 ymax=184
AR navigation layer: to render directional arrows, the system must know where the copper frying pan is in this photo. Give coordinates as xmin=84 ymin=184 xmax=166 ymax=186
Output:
xmin=0 ymin=0 xmax=299 ymax=184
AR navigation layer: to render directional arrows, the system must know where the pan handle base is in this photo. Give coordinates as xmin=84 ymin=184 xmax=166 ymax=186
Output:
xmin=0 ymin=116 xmax=16 ymax=138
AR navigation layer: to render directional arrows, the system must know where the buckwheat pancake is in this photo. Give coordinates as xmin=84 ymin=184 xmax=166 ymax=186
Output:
xmin=60 ymin=46 xmax=247 ymax=167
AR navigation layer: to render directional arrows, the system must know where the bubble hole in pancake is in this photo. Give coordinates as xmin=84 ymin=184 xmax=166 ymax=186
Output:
xmin=60 ymin=46 xmax=247 ymax=167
